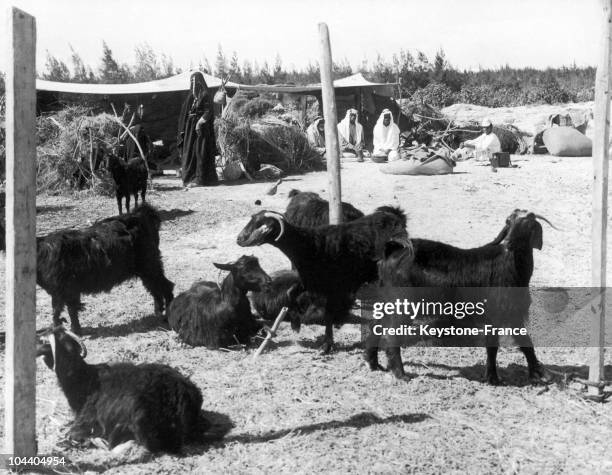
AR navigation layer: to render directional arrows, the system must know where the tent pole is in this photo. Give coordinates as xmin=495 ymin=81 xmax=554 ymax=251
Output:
xmin=318 ymin=23 xmax=342 ymax=225
xmin=589 ymin=0 xmax=612 ymax=398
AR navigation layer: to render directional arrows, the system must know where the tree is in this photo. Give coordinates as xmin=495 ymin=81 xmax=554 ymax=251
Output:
xmin=273 ymin=53 xmax=286 ymax=82
xmin=214 ymin=44 xmax=227 ymax=77
xmin=133 ymin=43 xmax=159 ymax=82
xmin=229 ymin=51 xmax=241 ymax=81
xmin=69 ymin=45 xmax=90 ymax=83
xmin=242 ymin=60 xmax=253 ymax=84
xmin=99 ymin=42 xmax=132 ymax=83
xmin=42 ymin=51 xmax=70 ymax=81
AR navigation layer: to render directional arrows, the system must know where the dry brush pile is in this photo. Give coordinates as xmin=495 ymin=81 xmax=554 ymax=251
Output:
xmin=37 ymin=106 xmax=121 ymax=195
xmin=215 ymin=92 xmax=323 ymax=178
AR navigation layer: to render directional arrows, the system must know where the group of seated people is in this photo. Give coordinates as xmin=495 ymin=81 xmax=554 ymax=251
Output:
xmin=307 ymin=110 xmax=502 ymax=164
xmin=307 ymin=108 xmax=401 ymax=162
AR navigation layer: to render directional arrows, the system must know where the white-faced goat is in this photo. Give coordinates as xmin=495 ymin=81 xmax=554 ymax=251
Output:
xmin=369 ymin=209 xmax=554 ymax=385
xmin=237 ymin=207 xmax=408 ymax=352
xmin=34 ymin=204 xmax=174 ymax=334
xmin=106 ymin=152 xmax=148 ymax=215
xmin=167 ymin=255 xmax=272 ymax=348
xmin=36 ymin=326 xmax=206 ymax=453
xmin=285 ymin=189 xmax=364 ymax=228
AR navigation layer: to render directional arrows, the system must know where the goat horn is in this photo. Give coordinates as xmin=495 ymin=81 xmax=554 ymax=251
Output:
xmin=533 ymin=214 xmax=560 ymax=231
xmin=263 ymin=211 xmax=285 ymax=242
xmin=63 ymin=328 xmax=88 ymax=359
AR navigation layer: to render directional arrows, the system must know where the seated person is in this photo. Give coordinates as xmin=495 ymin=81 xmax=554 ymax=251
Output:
xmin=453 ymin=118 xmax=501 ymax=161
xmin=337 ymin=108 xmax=365 ymax=161
xmin=306 ymin=116 xmax=326 ymax=157
xmin=373 ymin=109 xmax=400 ymax=161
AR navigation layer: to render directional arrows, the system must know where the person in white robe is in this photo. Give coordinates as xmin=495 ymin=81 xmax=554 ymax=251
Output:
xmin=337 ymin=108 xmax=365 ymax=161
xmin=372 ymin=109 xmax=400 ymax=161
xmin=453 ymin=118 xmax=501 ymax=161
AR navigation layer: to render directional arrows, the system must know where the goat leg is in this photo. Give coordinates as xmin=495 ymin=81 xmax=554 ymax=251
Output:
xmin=125 ymin=194 xmax=131 ymax=213
xmin=385 ymin=346 xmax=407 ymax=379
xmin=66 ymin=297 xmax=83 ymax=336
xmin=52 ymin=295 xmax=66 ymax=326
xmin=485 ymin=345 xmax=501 ymax=385
xmin=518 ymin=345 xmax=553 ymax=384
xmin=319 ymin=318 xmax=335 ymax=354
xmin=116 ymin=194 xmax=123 ymax=215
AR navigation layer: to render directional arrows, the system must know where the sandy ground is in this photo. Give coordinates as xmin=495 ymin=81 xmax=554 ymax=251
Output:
xmin=0 ymin=152 xmax=611 ymax=474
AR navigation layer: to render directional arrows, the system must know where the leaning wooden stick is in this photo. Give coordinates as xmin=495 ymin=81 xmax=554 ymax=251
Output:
xmin=253 ymin=307 xmax=288 ymax=358
xmin=108 ymin=115 xmax=152 ymax=186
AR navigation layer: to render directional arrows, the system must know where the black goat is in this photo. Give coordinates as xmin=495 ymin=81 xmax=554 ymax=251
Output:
xmin=106 ymin=153 xmax=148 ymax=215
xmin=36 ymin=326 xmax=206 ymax=453
xmin=237 ymin=207 xmax=408 ymax=352
xmin=285 ymin=189 xmax=364 ymax=228
xmin=250 ymin=269 xmax=325 ymax=331
xmin=167 ymin=255 xmax=272 ymax=348
xmin=36 ymin=204 xmax=174 ymax=334
xmin=250 ymin=269 xmax=365 ymax=332
xmin=369 ymin=209 xmax=553 ymax=384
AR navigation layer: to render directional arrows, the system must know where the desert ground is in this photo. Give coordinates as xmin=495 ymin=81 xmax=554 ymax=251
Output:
xmin=0 ymin=140 xmax=612 ymax=473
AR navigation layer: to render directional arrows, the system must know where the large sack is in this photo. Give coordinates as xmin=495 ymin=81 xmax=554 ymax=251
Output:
xmin=380 ymin=156 xmax=454 ymax=176
xmin=543 ymin=127 xmax=592 ymax=157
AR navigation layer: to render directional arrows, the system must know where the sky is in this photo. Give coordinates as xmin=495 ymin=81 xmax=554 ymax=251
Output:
xmin=0 ymin=0 xmax=604 ymax=76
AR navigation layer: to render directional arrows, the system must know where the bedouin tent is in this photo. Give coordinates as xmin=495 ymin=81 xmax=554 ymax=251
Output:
xmin=36 ymin=72 xmax=405 ymax=148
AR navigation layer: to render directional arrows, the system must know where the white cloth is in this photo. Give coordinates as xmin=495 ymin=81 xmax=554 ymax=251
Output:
xmin=373 ymin=109 xmax=400 ymax=154
xmin=464 ymin=132 xmax=501 ymax=161
xmin=337 ymin=109 xmax=364 ymax=149
xmin=306 ymin=118 xmax=325 ymax=149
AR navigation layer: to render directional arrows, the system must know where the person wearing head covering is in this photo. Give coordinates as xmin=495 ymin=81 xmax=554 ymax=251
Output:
xmin=177 ymin=71 xmax=218 ymax=187
xmin=453 ymin=118 xmax=501 ymax=161
xmin=373 ymin=109 xmax=400 ymax=161
xmin=306 ymin=116 xmax=326 ymax=157
xmin=337 ymin=108 xmax=365 ymax=161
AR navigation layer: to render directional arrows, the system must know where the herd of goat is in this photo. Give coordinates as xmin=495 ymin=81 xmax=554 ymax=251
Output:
xmin=26 ymin=183 xmax=556 ymax=453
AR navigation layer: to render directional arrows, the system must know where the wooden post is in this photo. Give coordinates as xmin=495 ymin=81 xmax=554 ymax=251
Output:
xmin=589 ymin=0 xmax=612 ymax=397
xmin=4 ymin=7 xmax=38 ymax=456
xmin=318 ymin=23 xmax=342 ymax=225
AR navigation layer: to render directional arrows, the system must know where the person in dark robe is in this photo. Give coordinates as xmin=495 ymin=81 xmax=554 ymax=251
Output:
xmin=122 ymin=103 xmax=150 ymax=161
xmin=177 ymin=72 xmax=218 ymax=187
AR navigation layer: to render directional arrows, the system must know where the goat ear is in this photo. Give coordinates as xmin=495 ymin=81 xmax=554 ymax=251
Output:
xmin=530 ymin=223 xmax=543 ymax=250
xmin=213 ymin=262 xmax=234 ymax=271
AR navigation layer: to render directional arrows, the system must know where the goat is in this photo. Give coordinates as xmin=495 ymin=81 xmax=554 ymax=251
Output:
xmin=106 ymin=152 xmax=148 ymax=215
xmin=285 ymin=189 xmax=364 ymax=228
xmin=250 ymin=269 xmax=367 ymax=332
xmin=368 ymin=209 xmax=553 ymax=385
xmin=36 ymin=326 xmax=206 ymax=453
xmin=237 ymin=207 xmax=408 ymax=352
xmin=167 ymin=255 xmax=272 ymax=348
xmin=36 ymin=204 xmax=174 ymax=334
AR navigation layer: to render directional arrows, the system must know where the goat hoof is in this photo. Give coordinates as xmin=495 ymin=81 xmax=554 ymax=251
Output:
xmin=319 ymin=342 xmax=335 ymax=354
xmin=485 ymin=373 xmax=501 ymax=386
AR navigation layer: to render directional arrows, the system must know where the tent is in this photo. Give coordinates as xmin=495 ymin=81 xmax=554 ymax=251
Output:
xmin=36 ymin=71 xmax=405 ymax=149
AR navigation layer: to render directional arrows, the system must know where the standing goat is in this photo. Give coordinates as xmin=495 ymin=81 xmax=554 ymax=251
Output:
xmin=237 ymin=207 xmax=408 ymax=352
xmin=167 ymin=255 xmax=271 ymax=348
xmin=37 ymin=326 xmax=206 ymax=453
xmin=106 ymin=152 xmax=148 ymax=214
xmin=285 ymin=189 xmax=364 ymax=228
xmin=36 ymin=204 xmax=174 ymax=334
xmin=370 ymin=209 xmax=553 ymax=384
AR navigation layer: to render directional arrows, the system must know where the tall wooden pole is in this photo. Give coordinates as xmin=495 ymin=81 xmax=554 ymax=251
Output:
xmin=4 ymin=7 xmax=38 ymax=455
xmin=589 ymin=0 xmax=611 ymax=398
xmin=318 ymin=23 xmax=342 ymax=225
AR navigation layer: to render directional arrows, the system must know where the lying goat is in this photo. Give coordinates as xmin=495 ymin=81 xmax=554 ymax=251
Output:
xmin=37 ymin=326 xmax=206 ymax=452
xmin=167 ymin=255 xmax=271 ymax=348
xmin=237 ymin=207 xmax=408 ymax=352
xmin=369 ymin=209 xmax=554 ymax=384
xmin=285 ymin=189 xmax=364 ymax=228
xmin=36 ymin=204 xmax=174 ymax=334
xmin=106 ymin=152 xmax=148 ymax=214
xmin=250 ymin=269 xmax=365 ymax=332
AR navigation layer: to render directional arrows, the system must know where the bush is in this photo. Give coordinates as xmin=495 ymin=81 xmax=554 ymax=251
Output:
xmin=410 ymin=82 xmax=455 ymax=109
